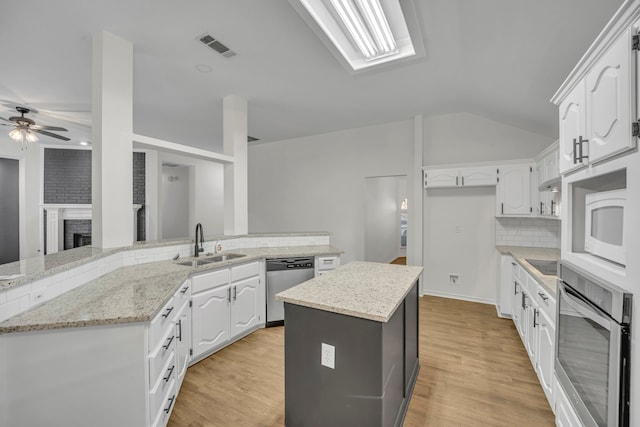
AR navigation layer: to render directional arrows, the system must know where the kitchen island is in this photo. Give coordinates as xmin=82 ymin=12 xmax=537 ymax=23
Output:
xmin=276 ymin=261 xmax=423 ymax=427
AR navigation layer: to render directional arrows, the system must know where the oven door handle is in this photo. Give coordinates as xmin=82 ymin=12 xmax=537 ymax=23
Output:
xmin=562 ymin=283 xmax=612 ymax=331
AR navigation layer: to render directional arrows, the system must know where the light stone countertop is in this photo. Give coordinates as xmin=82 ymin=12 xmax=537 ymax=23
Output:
xmin=276 ymin=261 xmax=423 ymax=323
xmin=496 ymin=246 xmax=560 ymax=295
xmin=0 ymin=232 xmax=332 ymax=291
xmin=0 ymin=245 xmax=341 ymax=334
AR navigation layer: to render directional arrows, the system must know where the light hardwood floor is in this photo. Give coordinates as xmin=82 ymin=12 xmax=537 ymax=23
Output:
xmin=168 ymin=296 xmax=555 ymax=427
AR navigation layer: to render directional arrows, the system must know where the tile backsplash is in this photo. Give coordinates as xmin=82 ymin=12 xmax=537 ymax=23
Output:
xmin=495 ymin=217 xmax=560 ymax=248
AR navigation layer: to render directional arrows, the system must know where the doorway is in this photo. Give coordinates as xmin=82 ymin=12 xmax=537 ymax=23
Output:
xmin=364 ymin=175 xmax=407 ymax=264
xmin=0 ymin=158 xmax=20 ymax=263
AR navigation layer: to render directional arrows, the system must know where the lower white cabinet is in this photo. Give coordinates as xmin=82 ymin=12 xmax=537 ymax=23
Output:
xmin=174 ymin=299 xmax=192 ymax=387
xmin=496 ymin=255 xmax=514 ymax=317
xmin=554 ymin=375 xmax=583 ymax=427
xmin=502 ymin=258 xmax=557 ymax=418
xmin=192 ymin=284 xmax=231 ymax=358
xmin=191 ymin=261 xmax=264 ymax=362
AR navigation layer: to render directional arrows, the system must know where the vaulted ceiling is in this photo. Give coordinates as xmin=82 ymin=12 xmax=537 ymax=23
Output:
xmin=0 ymin=0 xmax=621 ymax=152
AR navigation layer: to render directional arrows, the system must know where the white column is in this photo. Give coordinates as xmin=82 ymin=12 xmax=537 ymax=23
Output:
xmin=91 ymin=31 xmax=134 ymax=249
xmin=45 ymin=208 xmax=60 ymax=254
xmin=223 ymin=95 xmax=248 ymax=235
xmin=409 ymin=115 xmax=424 ymax=293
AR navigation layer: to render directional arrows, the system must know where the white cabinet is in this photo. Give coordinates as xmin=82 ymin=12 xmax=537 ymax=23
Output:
xmin=559 ymin=81 xmax=587 ymax=174
xmin=424 ymin=166 xmax=497 ymax=188
xmin=497 ymin=163 xmax=532 ymax=216
xmin=191 ymin=261 xmax=264 ymax=362
xmin=558 ymin=29 xmax=636 ymax=175
xmin=496 ymin=255 xmax=514 ymax=317
xmin=537 ymin=308 xmax=555 ymax=408
xmin=586 ymin=28 xmax=634 ymax=164
xmin=192 ymin=284 xmax=231 ymax=359
xmin=230 ymin=275 xmax=260 ymax=339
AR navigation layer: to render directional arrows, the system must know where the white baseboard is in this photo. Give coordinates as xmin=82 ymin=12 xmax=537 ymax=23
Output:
xmin=419 ymin=290 xmax=495 ymax=305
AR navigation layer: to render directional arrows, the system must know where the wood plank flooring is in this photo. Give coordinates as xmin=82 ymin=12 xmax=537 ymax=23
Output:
xmin=167 ymin=296 xmax=555 ymax=427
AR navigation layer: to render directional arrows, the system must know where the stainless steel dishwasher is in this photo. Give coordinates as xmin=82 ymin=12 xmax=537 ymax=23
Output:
xmin=266 ymin=257 xmax=314 ymax=327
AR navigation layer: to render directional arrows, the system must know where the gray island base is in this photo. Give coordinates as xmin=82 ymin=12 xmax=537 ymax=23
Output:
xmin=276 ymin=261 xmax=423 ymax=427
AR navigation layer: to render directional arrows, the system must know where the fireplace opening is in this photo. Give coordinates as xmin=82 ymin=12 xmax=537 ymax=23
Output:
xmin=64 ymin=220 xmax=92 ymax=250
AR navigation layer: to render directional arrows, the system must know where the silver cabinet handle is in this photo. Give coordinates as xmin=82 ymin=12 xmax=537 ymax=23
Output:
xmin=573 ymin=138 xmax=579 ymax=164
xmin=514 ymin=281 xmax=519 ymax=295
xmin=501 ymin=203 xmax=504 ymax=215
xmin=233 ymin=286 xmax=237 ymax=301
xmin=511 ymin=262 xmax=516 ymax=266
xmin=163 ymin=335 xmax=175 ymax=350
xmin=538 ymin=292 xmax=549 ymax=302
xmin=456 ymin=176 xmax=459 ymax=186
xmin=177 ymin=319 xmax=182 ymax=341
xmin=161 ymin=306 xmax=174 ymax=318
xmin=533 ymin=308 xmax=539 ymax=328
xmin=227 ymin=287 xmax=231 ymax=303
xmin=163 ymin=364 xmax=175 ymax=382
xmin=578 ymin=136 xmax=589 ymax=163
xmin=461 ymin=176 xmax=465 ymax=186
xmin=164 ymin=395 xmax=176 ymax=414
xmin=521 ymin=293 xmax=527 ymax=309
xmin=550 ymin=200 xmax=556 ymax=216
xmin=539 ymin=201 xmax=543 ymax=215
xmin=180 ymin=286 xmax=189 ymax=294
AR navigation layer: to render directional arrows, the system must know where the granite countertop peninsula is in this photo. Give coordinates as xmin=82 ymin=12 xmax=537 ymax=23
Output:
xmin=0 ymin=245 xmax=341 ymax=334
xmin=496 ymin=246 xmax=560 ymax=295
xmin=0 ymin=232 xmax=333 ymax=291
xmin=276 ymin=261 xmax=423 ymax=323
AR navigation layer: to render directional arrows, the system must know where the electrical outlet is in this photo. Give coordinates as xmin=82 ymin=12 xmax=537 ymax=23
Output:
xmin=321 ymin=343 xmax=335 ymax=369
xmin=449 ymin=274 xmax=460 ymax=285
xmin=455 ymin=225 xmax=461 ymax=234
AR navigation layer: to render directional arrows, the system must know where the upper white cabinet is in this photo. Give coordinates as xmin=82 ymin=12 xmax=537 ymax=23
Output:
xmin=424 ymin=165 xmax=497 ymax=188
xmin=496 ymin=163 xmax=532 ymax=216
xmin=586 ymin=27 xmax=634 ymax=164
xmin=557 ymin=27 xmax=637 ymax=174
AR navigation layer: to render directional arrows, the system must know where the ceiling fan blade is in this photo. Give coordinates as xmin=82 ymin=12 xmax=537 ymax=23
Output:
xmin=31 ymin=125 xmax=68 ymax=131
xmin=31 ymin=129 xmax=71 ymax=141
xmin=0 ymin=116 xmax=13 ymax=123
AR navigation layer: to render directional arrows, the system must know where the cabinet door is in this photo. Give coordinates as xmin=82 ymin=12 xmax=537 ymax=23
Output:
xmin=524 ymin=300 xmax=539 ymax=365
xmin=460 ymin=166 xmax=497 ymax=187
xmin=497 ymin=256 xmax=514 ymax=317
xmin=497 ymin=164 xmax=531 ymax=215
xmin=586 ymin=28 xmax=635 ymax=164
xmin=175 ymin=302 xmax=191 ymax=385
xmin=544 ymin=149 xmax=559 ymax=182
xmin=424 ymin=168 xmax=459 ymax=188
xmin=511 ymin=280 xmax=523 ymax=338
xmin=192 ymin=285 xmax=230 ymax=359
xmin=231 ymin=276 xmax=260 ymax=339
xmin=559 ymin=80 xmax=586 ymax=174
xmin=536 ymin=310 xmax=555 ymax=408
xmin=537 ymin=190 xmax=548 ymax=216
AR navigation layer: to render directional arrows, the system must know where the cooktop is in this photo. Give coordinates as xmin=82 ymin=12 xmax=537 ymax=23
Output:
xmin=525 ymin=259 xmax=558 ymax=276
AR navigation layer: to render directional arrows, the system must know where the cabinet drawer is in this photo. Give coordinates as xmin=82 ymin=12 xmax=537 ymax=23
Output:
xmin=536 ymin=285 xmax=556 ymax=325
xmin=172 ymin=280 xmax=191 ymax=318
xmin=151 ymin=375 xmax=177 ymax=427
xmin=511 ymin=262 xmax=523 ymax=282
xmin=526 ymin=273 xmax=538 ymax=295
xmin=149 ymin=296 xmax=176 ymax=348
xmin=317 ymin=256 xmax=340 ymax=271
xmin=149 ymin=326 xmax=177 ymax=388
xmin=192 ymin=268 xmax=229 ymax=293
xmin=231 ymin=261 xmax=260 ymax=282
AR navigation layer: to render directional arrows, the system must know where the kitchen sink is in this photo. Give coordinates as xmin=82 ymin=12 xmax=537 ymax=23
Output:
xmin=525 ymin=259 xmax=558 ymax=276
xmin=176 ymin=253 xmax=245 ymax=267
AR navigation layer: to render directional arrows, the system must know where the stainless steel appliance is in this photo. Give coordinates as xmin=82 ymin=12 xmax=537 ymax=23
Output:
xmin=584 ymin=188 xmax=626 ymax=265
xmin=556 ymin=261 xmax=632 ymax=427
xmin=266 ymin=257 xmax=314 ymax=327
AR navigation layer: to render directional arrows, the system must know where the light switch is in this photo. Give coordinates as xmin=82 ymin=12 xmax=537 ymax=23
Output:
xmin=321 ymin=343 xmax=335 ymax=369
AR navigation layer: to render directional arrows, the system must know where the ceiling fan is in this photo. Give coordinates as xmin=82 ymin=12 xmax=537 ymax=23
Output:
xmin=1 ymin=106 xmax=70 ymax=145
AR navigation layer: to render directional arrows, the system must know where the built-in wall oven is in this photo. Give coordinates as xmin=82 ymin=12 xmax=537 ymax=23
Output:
xmin=556 ymin=261 xmax=632 ymax=427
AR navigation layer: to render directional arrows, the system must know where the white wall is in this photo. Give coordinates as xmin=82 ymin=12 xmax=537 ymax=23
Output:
xmin=0 ymin=138 xmax=41 ymax=259
xmin=421 ymin=113 xmax=554 ymax=301
xmin=248 ymin=120 xmax=414 ymax=263
xmin=423 ymin=112 xmax=554 ymax=165
xmin=423 ymin=187 xmax=497 ymax=302
xmin=364 ymin=176 xmax=406 ymax=263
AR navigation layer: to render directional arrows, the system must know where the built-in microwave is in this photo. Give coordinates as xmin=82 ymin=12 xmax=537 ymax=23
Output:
xmin=584 ymin=188 xmax=626 ymax=265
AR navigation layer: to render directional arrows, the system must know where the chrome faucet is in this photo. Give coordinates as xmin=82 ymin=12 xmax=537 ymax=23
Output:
xmin=194 ymin=223 xmax=204 ymax=257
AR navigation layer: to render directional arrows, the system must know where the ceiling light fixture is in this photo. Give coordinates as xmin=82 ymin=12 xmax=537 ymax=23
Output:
xmin=9 ymin=127 xmax=38 ymax=146
xmin=329 ymin=0 xmax=397 ymax=60
xmin=291 ymin=0 xmax=421 ymax=72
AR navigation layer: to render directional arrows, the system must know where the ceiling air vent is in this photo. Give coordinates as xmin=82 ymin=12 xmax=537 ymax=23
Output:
xmin=248 ymin=136 xmax=259 ymax=142
xmin=198 ymin=33 xmax=236 ymax=58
